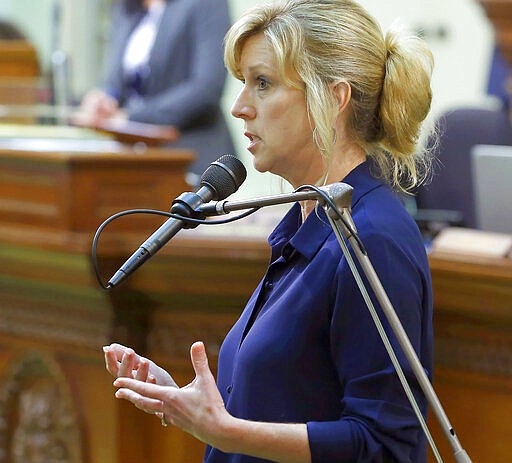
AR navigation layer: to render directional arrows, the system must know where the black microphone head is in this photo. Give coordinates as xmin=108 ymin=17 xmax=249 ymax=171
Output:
xmin=200 ymin=155 xmax=247 ymax=200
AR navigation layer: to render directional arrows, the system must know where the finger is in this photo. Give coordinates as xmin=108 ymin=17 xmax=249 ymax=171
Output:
xmin=148 ymin=374 xmax=157 ymax=384
xmin=190 ymin=341 xmax=213 ymax=379
xmin=115 ymin=388 xmax=163 ymax=414
xmin=135 ymin=359 xmax=150 ymax=381
xmin=113 ymin=377 xmax=167 ymax=401
xmin=118 ymin=349 xmax=135 ymax=377
xmin=103 ymin=343 xmax=129 ymax=362
xmin=104 ymin=349 xmax=120 ymax=377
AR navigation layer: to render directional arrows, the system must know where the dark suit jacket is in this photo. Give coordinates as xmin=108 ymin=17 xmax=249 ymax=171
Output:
xmin=102 ymin=0 xmax=235 ymax=175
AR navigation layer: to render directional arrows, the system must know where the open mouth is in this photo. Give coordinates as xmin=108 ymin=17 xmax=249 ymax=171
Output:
xmin=245 ymin=132 xmax=261 ymax=151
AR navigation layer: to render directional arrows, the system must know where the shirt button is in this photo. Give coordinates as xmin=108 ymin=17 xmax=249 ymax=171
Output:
xmin=264 ymin=280 xmax=273 ymax=290
xmin=227 ymin=385 xmax=233 ymax=394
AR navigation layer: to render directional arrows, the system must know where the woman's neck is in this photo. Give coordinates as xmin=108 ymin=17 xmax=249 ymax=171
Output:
xmin=299 ymin=142 xmax=366 ymax=221
xmin=143 ymin=0 xmax=165 ymax=9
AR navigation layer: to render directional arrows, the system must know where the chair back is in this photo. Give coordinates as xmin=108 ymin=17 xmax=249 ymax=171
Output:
xmin=416 ymin=108 xmax=512 ymax=228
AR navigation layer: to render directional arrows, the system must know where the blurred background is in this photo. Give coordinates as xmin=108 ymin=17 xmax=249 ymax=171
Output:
xmin=0 ymin=0 xmax=498 ymax=193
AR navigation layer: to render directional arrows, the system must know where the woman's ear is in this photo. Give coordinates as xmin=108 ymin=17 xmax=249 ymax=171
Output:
xmin=331 ymin=80 xmax=352 ymax=113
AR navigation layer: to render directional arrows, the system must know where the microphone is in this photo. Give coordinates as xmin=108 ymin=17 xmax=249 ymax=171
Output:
xmin=107 ymin=155 xmax=247 ymax=288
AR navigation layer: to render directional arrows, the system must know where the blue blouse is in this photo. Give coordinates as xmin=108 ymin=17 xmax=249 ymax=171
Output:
xmin=204 ymin=161 xmax=433 ymax=463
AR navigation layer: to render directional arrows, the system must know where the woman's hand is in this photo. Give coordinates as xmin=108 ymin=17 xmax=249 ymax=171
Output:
xmin=111 ymin=342 xmax=312 ymax=462
xmin=80 ymin=89 xmax=119 ymax=120
xmin=113 ymin=341 xmax=230 ymax=448
xmin=103 ymin=343 xmax=178 ymax=388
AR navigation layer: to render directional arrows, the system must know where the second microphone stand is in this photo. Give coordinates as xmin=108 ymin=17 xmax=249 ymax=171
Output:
xmin=198 ymin=182 xmax=471 ymax=463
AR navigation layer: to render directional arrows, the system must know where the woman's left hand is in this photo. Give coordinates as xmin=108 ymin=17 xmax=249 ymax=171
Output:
xmin=113 ymin=341 xmax=230 ymax=446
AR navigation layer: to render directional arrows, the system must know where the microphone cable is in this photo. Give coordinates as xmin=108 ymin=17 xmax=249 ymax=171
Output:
xmin=91 ymin=207 xmax=260 ymax=290
xmin=92 ymin=183 xmax=363 ymax=290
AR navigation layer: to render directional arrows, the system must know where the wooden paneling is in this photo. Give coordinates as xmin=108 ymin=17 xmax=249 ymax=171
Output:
xmin=427 ymin=251 xmax=512 ymax=462
xmin=0 ymin=40 xmax=39 ymax=78
xmin=0 ymin=40 xmax=40 ymax=123
xmin=0 ymin=139 xmax=193 ymax=251
xmin=0 ymin=139 xmax=198 ymax=463
xmin=0 ymin=143 xmax=509 ymax=463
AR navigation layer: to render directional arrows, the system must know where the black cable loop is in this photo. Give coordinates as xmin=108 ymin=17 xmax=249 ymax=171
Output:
xmin=91 ymin=207 xmax=260 ymax=289
xmin=92 ymin=185 xmax=364 ymax=289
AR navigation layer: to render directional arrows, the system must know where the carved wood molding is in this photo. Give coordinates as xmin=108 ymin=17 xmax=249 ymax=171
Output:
xmin=0 ymin=351 xmax=83 ymax=463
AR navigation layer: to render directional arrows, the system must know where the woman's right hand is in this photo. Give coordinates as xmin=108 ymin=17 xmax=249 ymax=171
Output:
xmin=103 ymin=343 xmax=178 ymax=388
xmin=74 ymin=89 xmax=119 ymax=126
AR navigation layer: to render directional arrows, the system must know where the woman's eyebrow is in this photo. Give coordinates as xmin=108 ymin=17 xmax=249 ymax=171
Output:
xmin=246 ymin=63 xmax=274 ymax=73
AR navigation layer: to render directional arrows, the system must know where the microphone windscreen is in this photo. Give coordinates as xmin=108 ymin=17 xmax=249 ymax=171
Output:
xmin=200 ymin=155 xmax=247 ymax=200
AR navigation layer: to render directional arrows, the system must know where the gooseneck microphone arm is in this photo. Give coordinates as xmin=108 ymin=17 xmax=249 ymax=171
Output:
xmin=197 ymin=182 xmax=471 ymax=463
xmin=198 ymin=189 xmax=325 ymax=216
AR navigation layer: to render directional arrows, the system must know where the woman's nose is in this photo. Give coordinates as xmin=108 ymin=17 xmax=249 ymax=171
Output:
xmin=231 ymin=89 xmax=256 ymax=120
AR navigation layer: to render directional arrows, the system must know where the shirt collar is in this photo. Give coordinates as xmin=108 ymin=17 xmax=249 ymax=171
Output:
xmin=267 ymin=160 xmax=385 ymax=262
xmin=342 ymin=159 xmax=384 ymax=208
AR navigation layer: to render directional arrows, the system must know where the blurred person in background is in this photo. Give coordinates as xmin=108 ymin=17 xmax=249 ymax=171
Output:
xmin=78 ymin=0 xmax=235 ymax=179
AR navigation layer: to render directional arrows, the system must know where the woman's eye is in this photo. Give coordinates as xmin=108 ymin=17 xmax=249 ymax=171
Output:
xmin=257 ymin=78 xmax=269 ymax=90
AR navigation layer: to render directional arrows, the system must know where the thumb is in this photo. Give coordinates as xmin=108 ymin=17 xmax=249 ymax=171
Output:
xmin=190 ymin=341 xmax=212 ymax=379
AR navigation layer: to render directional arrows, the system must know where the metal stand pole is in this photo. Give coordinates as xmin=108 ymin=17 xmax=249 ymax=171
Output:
xmin=323 ymin=203 xmax=471 ymax=463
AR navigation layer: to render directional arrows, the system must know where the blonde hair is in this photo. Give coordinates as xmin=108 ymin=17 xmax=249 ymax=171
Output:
xmin=224 ymin=0 xmax=435 ymax=191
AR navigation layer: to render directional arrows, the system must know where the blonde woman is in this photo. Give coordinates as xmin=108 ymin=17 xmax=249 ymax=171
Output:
xmin=105 ymin=1 xmax=435 ymax=461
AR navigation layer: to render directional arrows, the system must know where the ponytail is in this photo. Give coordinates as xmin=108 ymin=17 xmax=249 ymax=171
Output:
xmin=372 ymin=24 xmax=435 ymax=191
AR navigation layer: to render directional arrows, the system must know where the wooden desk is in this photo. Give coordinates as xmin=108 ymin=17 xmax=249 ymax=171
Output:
xmin=140 ymin=240 xmax=512 ymax=463
xmin=0 ymin=138 xmax=193 ymax=251
xmin=0 ymin=148 xmax=510 ymax=463
xmin=0 ymin=138 xmax=198 ymax=463
xmin=427 ymin=251 xmax=512 ymax=462
xmin=103 ymin=239 xmax=512 ymax=463
xmin=0 ymin=40 xmax=39 ymax=78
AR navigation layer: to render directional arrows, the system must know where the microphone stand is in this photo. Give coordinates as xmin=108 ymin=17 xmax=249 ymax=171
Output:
xmin=197 ymin=182 xmax=472 ymax=463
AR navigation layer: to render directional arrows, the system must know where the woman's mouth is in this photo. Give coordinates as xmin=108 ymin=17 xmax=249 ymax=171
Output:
xmin=245 ymin=132 xmax=261 ymax=152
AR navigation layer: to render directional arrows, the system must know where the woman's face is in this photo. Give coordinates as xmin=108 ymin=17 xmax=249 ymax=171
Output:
xmin=230 ymin=33 xmax=323 ymax=188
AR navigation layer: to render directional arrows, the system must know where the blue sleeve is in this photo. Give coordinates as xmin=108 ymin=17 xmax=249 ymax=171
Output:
xmin=126 ymin=0 xmax=231 ymax=126
xmin=307 ymin=227 xmax=431 ymax=462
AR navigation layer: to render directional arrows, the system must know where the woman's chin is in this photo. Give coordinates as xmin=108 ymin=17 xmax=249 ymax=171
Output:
xmin=251 ymin=157 xmax=269 ymax=174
